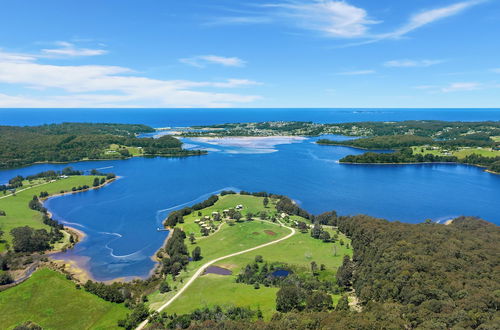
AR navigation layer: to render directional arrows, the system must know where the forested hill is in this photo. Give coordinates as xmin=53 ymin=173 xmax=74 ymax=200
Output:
xmin=166 ymin=215 xmax=500 ymax=329
xmin=0 ymin=123 xmax=205 ymax=169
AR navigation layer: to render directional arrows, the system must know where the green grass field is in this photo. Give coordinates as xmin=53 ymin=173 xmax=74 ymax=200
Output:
xmin=106 ymin=144 xmax=144 ymax=157
xmin=150 ymin=194 xmax=352 ymax=319
xmin=452 ymin=147 xmax=500 ymax=158
xmin=0 ymin=268 xmax=128 ymax=330
xmin=412 ymin=146 xmax=500 ymax=159
xmin=0 ymin=176 xmax=103 ymax=251
xmin=178 ymin=194 xmax=278 ymax=238
xmin=166 ymin=229 xmax=351 ymax=319
xmin=492 ymin=136 xmax=500 ymax=142
xmin=148 ymin=219 xmax=289 ymax=310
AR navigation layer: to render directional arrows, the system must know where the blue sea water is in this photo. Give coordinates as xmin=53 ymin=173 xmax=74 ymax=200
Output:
xmin=1 ymin=108 xmax=500 ymax=127
xmin=0 ymin=108 xmax=499 ymax=281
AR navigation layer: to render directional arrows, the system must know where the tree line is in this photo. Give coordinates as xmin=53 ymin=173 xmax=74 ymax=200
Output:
xmin=0 ymin=123 xmax=205 ymax=169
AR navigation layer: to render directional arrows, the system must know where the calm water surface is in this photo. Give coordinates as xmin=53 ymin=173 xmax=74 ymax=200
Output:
xmin=0 ymin=108 xmax=499 ymax=281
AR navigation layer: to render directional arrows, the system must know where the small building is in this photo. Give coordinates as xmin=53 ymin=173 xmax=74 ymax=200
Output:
xmin=281 ymin=213 xmax=288 ymax=219
xmin=236 ymin=204 xmax=243 ymax=210
xmin=194 ymin=219 xmax=200 ymax=223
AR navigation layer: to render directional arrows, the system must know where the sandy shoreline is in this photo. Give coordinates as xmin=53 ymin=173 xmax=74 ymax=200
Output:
xmin=39 ymin=177 xmax=117 ymax=282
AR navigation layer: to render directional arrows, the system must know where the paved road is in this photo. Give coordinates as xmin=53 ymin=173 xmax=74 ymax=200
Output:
xmin=136 ymin=220 xmax=296 ymax=330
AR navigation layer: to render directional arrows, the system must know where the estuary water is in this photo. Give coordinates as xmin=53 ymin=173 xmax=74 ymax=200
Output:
xmin=0 ymin=108 xmax=499 ymax=281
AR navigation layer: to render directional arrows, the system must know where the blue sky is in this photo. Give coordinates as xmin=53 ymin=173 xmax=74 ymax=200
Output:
xmin=0 ymin=0 xmax=499 ymax=108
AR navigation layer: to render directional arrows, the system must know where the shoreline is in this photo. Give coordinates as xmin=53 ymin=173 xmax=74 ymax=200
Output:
xmin=339 ymin=161 xmax=500 ymax=175
xmin=40 ymin=177 xmax=118 ymax=283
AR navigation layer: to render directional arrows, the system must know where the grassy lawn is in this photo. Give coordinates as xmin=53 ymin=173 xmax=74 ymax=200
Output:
xmin=150 ymin=194 xmax=352 ymax=319
xmin=492 ymin=136 xmax=500 ymax=142
xmin=106 ymin=144 xmax=144 ymax=157
xmin=452 ymin=147 xmax=500 ymax=158
xmin=0 ymin=268 xmax=128 ymax=330
xmin=148 ymin=219 xmax=289 ymax=310
xmin=178 ymin=194 xmax=277 ymax=238
xmin=412 ymin=146 xmax=500 ymax=159
xmin=0 ymin=176 xmax=103 ymax=251
xmin=166 ymin=230 xmax=351 ymax=319
xmin=166 ymin=274 xmax=279 ymax=319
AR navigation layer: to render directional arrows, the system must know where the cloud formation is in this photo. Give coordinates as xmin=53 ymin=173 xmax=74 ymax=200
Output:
xmin=263 ymin=1 xmax=379 ymax=38
xmin=337 ymin=70 xmax=376 ymax=75
xmin=384 ymin=59 xmax=445 ymax=68
xmin=211 ymin=0 xmax=485 ymax=46
xmin=441 ymin=82 xmax=481 ymax=92
xmin=180 ymin=55 xmax=246 ymax=68
xmin=0 ymin=49 xmax=260 ymax=107
xmin=41 ymin=41 xmax=108 ymax=57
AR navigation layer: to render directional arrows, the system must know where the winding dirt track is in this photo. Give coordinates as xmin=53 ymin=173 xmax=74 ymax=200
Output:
xmin=136 ymin=220 xmax=296 ymax=330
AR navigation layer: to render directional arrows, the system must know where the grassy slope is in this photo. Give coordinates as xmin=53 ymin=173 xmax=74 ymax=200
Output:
xmin=412 ymin=146 xmax=500 ymax=159
xmin=0 ymin=176 xmax=103 ymax=251
xmin=148 ymin=219 xmax=289 ymax=310
xmin=150 ymin=194 xmax=352 ymax=319
xmin=178 ymin=194 xmax=276 ymax=238
xmin=0 ymin=268 xmax=128 ymax=330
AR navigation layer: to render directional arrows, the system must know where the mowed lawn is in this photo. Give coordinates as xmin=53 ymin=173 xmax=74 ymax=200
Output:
xmin=411 ymin=146 xmax=500 ymax=159
xmin=0 ymin=268 xmax=128 ymax=330
xmin=452 ymin=147 xmax=500 ymax=158
xmin=149 ymin=194 xmax=351 ymax=318
xmin=166 ymin=230 xmax=351 ymax=318
xmin=166 ymin=274 xmax=279 ymax=318
xmin=0 ymin=176 xmax=103 ymax=251
xmin=148 ymin=219 xmax=290 ymax=309
xmin=179 ymin=194 xmax=277 ymax=238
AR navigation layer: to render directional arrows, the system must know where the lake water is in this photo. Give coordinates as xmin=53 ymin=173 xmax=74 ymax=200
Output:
xmin=0 ymin=108 xmax=499 ymax=281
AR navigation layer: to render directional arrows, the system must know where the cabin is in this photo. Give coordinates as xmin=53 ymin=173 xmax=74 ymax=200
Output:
xmin=236 ymin=204 xmax=243 ymax=210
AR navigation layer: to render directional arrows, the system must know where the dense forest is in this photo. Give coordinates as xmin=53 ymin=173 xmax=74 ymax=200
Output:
xmin=340 ymin=147 xmax=459 ymax=164
xmin=147 ymin=214 xmax=499 ymax=329
xmin=0 ymin=123 xmax=205 ymax=169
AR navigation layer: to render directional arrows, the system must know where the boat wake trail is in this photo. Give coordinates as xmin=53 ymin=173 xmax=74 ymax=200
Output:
xmin=99 ymin=231 xmax=150 ymax=260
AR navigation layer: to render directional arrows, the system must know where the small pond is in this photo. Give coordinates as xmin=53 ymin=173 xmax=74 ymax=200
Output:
xmin=204 ymin=266 xmax=232 ymax=276
xmin=272 ymin=269 xmax=291 ymax=277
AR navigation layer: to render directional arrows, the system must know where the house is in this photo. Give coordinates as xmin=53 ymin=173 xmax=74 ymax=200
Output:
xmin=235 ymin=204 xmax=243 ymax=210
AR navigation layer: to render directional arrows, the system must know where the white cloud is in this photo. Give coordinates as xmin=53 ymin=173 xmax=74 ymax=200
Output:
xmin=263 ymin=1 xmax=379 ymax=38
xmin=379 ymin=0 xmax=483 ymax=40
xmin=41 ymin=41 xmax=108 ymax=57
xmin=384 ymin=59 xmax=444 ymax=68
xmin=180 ymin=55 xmax=246 ymax=68
xmin=337 ymin=70 xmax=375 ymax=75
xmin=0 ymin=50 xmax=261 ymax=107
xmin=204 ymin=16 xmax=273 ymax=26
xmin=441 ymin=82 xmax=481 ymax=92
